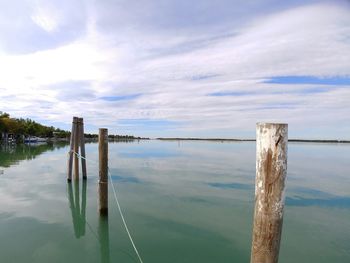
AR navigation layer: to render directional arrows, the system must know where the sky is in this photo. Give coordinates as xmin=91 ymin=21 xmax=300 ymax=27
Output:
xmin=0 ymin=0 xmax=349 ymax=139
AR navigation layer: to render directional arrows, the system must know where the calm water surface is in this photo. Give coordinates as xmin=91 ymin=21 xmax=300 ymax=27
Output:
xmin=0 ymin=141 xmax=349 ymax=263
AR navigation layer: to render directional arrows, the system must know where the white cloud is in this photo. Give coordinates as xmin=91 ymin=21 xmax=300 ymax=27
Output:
xmin=31 ymin=5 xmax=60 ymax=33
xmin=0 ymin=1 xmax=350 ymax=138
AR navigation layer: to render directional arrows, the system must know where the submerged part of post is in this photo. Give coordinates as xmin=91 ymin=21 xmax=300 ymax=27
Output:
xmin=99 ymin=128 xmax=108 ymax=216
xmin=251 ymin=123 xmax=288 ymax=263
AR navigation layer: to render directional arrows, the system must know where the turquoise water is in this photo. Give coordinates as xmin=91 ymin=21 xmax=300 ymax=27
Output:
xmin=0 ymin=141 xmax=349 ymax=262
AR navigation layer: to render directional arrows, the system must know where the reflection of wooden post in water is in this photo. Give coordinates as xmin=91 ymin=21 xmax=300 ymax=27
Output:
xmin=99 ymin=217 xmax=110 ymax=263
xmin=67 ymin=116 xmax=87 ymax=182
xmin=68 ymin=180 xmax=87 ymax=238
xmin=81 ymin=180 xmax=86 ymax=235
xmin=251 ymin=123 xmax=288 ymax=263
xmin=99 ymin=128 xmax=108 ymax=216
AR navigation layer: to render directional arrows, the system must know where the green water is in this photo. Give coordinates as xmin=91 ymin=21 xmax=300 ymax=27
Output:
xmin=0 ymin=141 xmax=349 ymax=263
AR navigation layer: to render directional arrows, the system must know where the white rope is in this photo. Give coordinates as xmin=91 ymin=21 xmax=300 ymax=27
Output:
xmin=69 ymin=150 xmax=144 ymax=263
xmin=107 ymin=167 xmax=144 ymax=263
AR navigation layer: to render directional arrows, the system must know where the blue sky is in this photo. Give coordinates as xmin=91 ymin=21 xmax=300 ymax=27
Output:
xmin=0 ymin=0 xmax=349 ymax=139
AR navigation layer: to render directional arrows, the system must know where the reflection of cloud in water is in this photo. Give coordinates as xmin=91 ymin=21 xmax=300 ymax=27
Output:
xmin=290 ymin=187 xmax=334 ymax=198
xmin=180 ymin=196 xmax=220 ymax=206
xmin=119 ymin=149 xmax=182 ymax=158
xmin=0 ymin=212 xmax=14 ymax=220
xmin=108 ymin=168 xmax=143 ymax=183
xmin=182 ymin=197 xmax=212 ymax=204
xmin=286 ymin=196 xmax=350 ymax=208
xmin=111 ymin=175 xmax=141 ymax=183
xmin=145 ymin=216 xmax=228 ymax=242
xmin=0 ymin=216 xmax=74 ymax=262
xmin=285 ymin=187 xmax=350 ymax=208
xmin=207 ymin=182 xmax=253 ymax=190
xmin=138 ymin=214 xmax=249 ymax=262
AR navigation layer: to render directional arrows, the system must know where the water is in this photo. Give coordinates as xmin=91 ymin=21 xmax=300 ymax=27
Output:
xmin=0 ymin=141 xmax=349 ymax=263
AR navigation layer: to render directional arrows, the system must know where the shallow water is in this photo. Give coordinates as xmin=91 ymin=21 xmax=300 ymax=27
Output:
xmin=0 ymin=141 xmax=349 ymax=263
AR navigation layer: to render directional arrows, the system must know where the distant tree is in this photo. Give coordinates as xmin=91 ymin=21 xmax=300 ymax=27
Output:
xmin=0 ymin=112 xmax=68 ymax=140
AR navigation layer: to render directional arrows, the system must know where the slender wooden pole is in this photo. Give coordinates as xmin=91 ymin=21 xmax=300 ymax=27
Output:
xmin=67 ymin=117 xmax=78 ymax=182
xmin=251 ymin=123 xmax=288 ymax=263
xmin=99 ymin=128 xmax=108 ymax=216
xmin=73 ymin=118 xmax=80 ymax=180
xmin=79 ymin=118 xmax=87 ymax=179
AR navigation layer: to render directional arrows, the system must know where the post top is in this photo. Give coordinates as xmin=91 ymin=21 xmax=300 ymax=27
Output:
xmin=99 ymin=128 xmax=108 ymax=133
xmin=256 ymin=122 xmax=288 ymax=127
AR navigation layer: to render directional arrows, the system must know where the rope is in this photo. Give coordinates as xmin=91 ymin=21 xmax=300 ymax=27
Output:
xmin=69 ymin=150 xmax=144 ymax=263
xmin=107 ymin=167 xmax=144 ymax=263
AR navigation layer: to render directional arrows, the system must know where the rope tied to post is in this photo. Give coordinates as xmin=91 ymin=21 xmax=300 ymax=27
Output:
xmin=107 ymin=166 xmax=144 ymax=263
xmin=69 ymin=150 xmax=144 ymax=263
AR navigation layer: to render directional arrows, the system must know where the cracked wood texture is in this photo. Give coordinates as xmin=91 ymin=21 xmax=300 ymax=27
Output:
xmin=251 ymin=123 xmax=288 ymax=263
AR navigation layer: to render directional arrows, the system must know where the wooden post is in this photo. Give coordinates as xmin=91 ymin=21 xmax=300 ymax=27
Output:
xmin=251 ymin=123 xmax=288 ymax=263
xmin=99 ymin=128 xmax=108 ymax=216
xmin=79 ymin=118 xmax=87 ymax=179
xmin=67 ymin=117 xmax=78 ymax=182
xmin=73 ymin=118 xmax=80 ymax=180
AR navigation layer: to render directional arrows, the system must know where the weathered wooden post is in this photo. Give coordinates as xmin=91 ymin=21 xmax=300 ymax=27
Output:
xmin=79 ymin=118 xmax=87 ymax=179
xmin=67 ymin=117 xmax=78 ymax=182
xmin=73 ymin=117 xmax=80 ymax=180
xmin=99 ymin=128 xmax=108 ymax=216
xmin=251 ymin=123 xmax=288 ymax=263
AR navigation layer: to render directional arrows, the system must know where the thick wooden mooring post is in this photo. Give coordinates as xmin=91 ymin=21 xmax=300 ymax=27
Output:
xmin=99 ymin=128 xmax=108 ymax=216
xmin=251 ymin=123 xmax=288 ymax=263
xmin=67 ymin=116 xmax=87 ymax=182
xmin=67 ymin=117 xmax=78 ymax=181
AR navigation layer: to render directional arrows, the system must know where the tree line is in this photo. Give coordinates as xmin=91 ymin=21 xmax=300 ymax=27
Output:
xmin=84 ymin=134 xmax=146 ymax=140
xmin=0 ymin=112 xmax=148 ymax=142
xmin=0 ymin=112 xmax=69 ymax=139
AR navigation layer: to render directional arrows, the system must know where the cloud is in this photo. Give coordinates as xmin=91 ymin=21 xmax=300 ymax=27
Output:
xmin=0 ymin=1 xmax=349 ymax=138
xmin=0 ymin=0 xmax=87 ymax=54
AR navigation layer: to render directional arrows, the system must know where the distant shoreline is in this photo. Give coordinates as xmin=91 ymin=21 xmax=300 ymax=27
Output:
xmin=156 ymin=138 xmax=350 ymax=143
